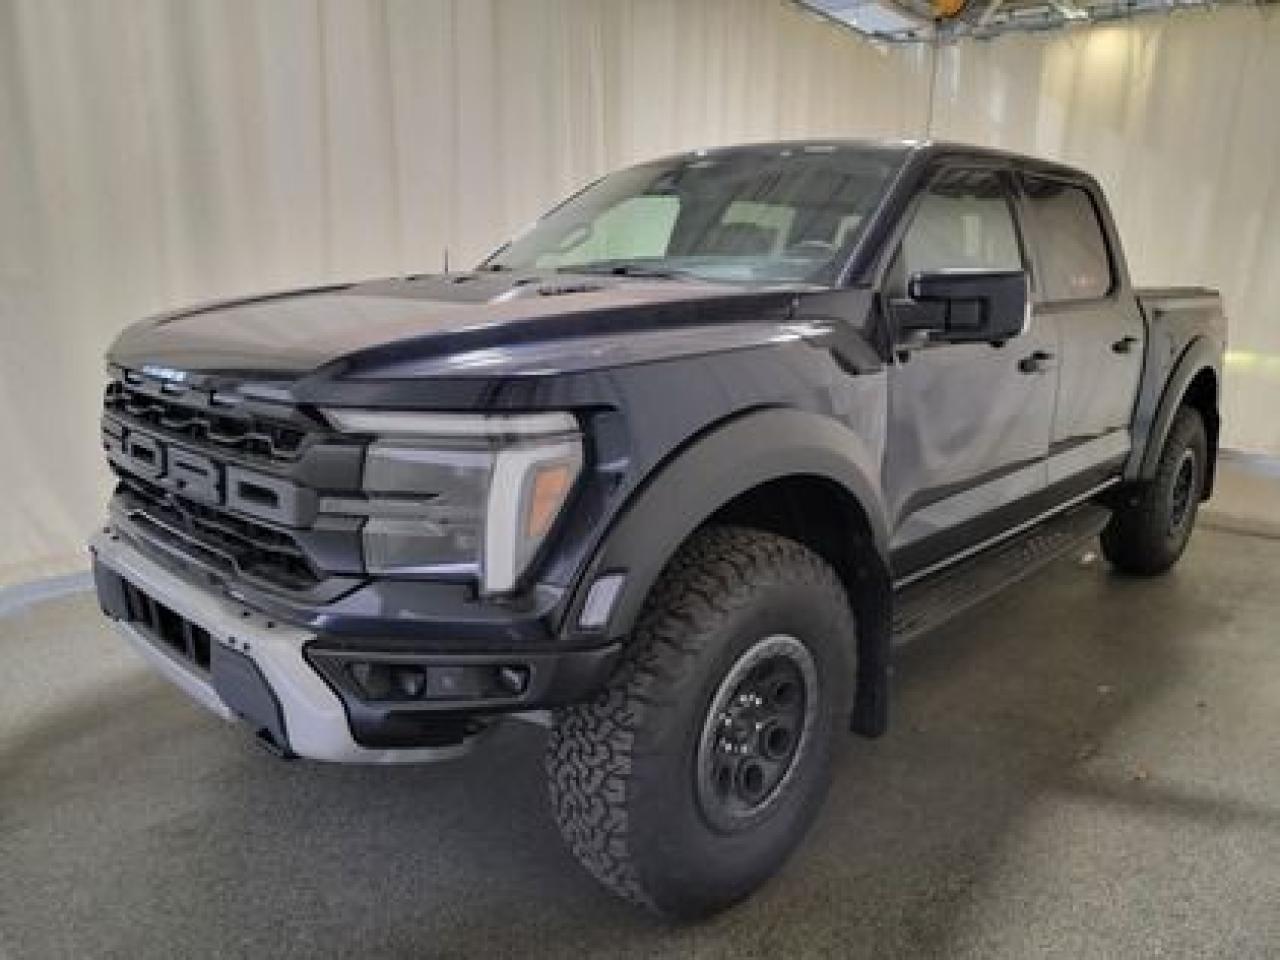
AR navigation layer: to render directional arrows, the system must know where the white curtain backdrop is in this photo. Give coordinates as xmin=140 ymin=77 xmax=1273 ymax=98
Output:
xmin=1 ymin=0 xmax=1277 ymax=584
xmin=929 ymin=4 xmax=1280 ymax=458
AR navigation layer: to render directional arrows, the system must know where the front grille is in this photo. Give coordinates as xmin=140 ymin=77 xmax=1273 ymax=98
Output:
xmin=122 ymin=579 xmax=212 ymax=670
xmin=105 ymin=377 xmax=309 ymax=462
xmin=119 ymin=475 xmax=321 ymax=591
xmin=102 ymin=367 xmax=366 ymax=600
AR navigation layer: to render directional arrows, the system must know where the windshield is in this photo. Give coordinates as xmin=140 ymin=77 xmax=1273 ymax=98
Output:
xmin=483 ymin=145 xmax=901 ymax=285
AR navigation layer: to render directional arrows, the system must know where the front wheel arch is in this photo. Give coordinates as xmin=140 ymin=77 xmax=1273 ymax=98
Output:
xmin=562 ymin=409 xmax=893 ymax=737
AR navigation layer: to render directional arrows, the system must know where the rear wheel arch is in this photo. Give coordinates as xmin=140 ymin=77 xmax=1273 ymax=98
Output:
xmin=1134 ymin=338 xmax=1221 ymax=496
xmin=1181 ymin=367 xmax=1220 ymax=497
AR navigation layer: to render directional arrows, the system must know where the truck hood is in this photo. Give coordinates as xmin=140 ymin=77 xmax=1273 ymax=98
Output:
xmin=108 ymin=272 xmax=805 ymax=381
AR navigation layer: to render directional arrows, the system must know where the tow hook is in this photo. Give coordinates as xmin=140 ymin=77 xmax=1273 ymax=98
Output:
xmin=254 ymin=727 xmax=298 ymax=760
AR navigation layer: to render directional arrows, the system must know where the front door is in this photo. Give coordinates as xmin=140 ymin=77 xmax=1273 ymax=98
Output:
xmin=883 ymin=165 xmax=1060 ymax=579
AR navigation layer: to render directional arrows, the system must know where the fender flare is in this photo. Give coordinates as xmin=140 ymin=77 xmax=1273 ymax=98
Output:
xmin=1128 ymin=336 xmax=1221 ymax=482
xmin=564 ymin=407 xmax=894 ymax=737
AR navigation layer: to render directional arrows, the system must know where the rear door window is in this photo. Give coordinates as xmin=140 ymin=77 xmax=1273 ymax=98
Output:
xmin=1022 ymin=177 xmax=1113 ymax=302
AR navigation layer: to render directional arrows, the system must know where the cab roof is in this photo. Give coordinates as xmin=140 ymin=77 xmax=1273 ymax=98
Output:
xmin=671 ymin=138 xmax=1093 ymax=184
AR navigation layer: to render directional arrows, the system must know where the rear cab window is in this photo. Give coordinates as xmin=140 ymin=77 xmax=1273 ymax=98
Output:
xmin=1021 ymin=175 xmax=1114 ymax=302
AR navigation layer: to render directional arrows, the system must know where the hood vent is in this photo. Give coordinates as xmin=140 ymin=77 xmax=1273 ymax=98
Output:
xmin=489 ymin=279 xmax=605 ymax=303
xmin=534 ymin=282 xmax=603 ymax=297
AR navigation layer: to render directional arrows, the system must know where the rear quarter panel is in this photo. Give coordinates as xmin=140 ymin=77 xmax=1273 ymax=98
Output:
xmin=1127 ymin=288 xmax=1226 ymax=480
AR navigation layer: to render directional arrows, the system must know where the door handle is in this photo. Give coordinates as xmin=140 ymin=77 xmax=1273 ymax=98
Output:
xmin=1018 ymin=350 xmax=1054 ymax=374
xmin=1112 ymin=335 xmax=1140 ymax=354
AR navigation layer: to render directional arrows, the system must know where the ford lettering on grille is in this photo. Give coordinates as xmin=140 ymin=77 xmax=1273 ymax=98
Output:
xmin=104 ymin=423 xmax=310 ymax=527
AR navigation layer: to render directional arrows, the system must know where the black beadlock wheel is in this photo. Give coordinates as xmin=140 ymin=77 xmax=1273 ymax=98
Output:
xmin=1101 ymin=406 xmax=1208 ymax=576
xmin=545 ymin=525 xmax=856 ymax=919
xmin=695 ymin=633 xmax=818 ymax=835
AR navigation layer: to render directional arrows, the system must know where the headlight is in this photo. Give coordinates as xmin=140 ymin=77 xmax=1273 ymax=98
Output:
xmin=323 ymin=410 xmax=583 ymax=594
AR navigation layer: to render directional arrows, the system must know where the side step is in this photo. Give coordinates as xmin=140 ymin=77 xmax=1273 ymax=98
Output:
xmin=891 ymin=504 xmax=1111 ymax=646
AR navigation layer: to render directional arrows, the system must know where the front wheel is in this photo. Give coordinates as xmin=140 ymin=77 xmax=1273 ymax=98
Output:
xmin=545 ymin=526 xmax=855 ymax=919
xmin=1101 ymin=406 xmax=1207 ymax=576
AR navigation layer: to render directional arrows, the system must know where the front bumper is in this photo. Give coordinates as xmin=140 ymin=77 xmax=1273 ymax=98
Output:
xmin=88 ymin=530 xmax=618 ymax=763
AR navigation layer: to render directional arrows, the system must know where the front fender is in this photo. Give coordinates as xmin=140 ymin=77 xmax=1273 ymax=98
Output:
xmin=564 ymin=407 xmax=888 ymax=643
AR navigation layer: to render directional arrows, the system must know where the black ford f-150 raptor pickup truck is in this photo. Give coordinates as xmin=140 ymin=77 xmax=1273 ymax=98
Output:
xmin=91 ymin=140 xmax=1226 ymax=918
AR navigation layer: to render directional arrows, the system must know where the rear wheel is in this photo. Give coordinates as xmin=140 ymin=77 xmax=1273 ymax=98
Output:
xmin=545 ymin=525 xmax=855 ymax=919
xmin=1101 ymin=406 xmax=1207 ymax=575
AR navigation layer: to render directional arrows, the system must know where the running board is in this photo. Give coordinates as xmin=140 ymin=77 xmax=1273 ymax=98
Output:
xmin=891 ymin=504 xmax=1112 ymax=646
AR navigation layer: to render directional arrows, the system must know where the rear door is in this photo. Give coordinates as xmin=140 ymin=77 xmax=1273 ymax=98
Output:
xmin=884 ymin=164 xmax=1060 ymax=577
xmin=1018 ymin=174 xmax=1145 ymax=488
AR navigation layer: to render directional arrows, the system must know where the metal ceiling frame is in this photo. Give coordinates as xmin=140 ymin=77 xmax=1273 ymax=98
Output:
xmin=793 ymin=0 xmax=1274 ymax=43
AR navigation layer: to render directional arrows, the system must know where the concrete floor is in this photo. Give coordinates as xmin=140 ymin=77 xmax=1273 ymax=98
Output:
xmin=4 ymin=515 xmax=1280 ymax=957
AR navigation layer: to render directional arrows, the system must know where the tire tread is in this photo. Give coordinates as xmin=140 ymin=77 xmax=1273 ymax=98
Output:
xmin=1101 ymin=406 xmax=1206 ymax=575
xmin=545 ymin=525 xmax=848 ymax=910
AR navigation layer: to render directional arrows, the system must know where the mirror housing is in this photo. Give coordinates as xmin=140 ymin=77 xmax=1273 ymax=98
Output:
xmin=895 ymin=268 xmax=1029 ymax=344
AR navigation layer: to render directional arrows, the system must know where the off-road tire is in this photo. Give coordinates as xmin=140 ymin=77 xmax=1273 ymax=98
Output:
xmin=545 ymin=525 xmax=855 ymax=919
xmin=1101 ymin=406 xmax=1207 ymax=575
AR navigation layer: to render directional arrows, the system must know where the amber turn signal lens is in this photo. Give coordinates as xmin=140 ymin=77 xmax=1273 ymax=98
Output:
xmin=526 ymin=462 xmax=574 ymax=538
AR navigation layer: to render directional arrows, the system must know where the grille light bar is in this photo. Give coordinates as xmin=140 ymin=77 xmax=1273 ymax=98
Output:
xmin=324 ymin=409 xmax=577 ymax=440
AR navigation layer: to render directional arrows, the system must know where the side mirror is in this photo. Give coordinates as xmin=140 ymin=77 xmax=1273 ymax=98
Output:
xmin=894 ymin=268 xmax=1029 ymax=344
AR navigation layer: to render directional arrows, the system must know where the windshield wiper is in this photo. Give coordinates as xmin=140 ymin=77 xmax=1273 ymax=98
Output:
xmin=557 ymin=262 xmax=697 ymax=281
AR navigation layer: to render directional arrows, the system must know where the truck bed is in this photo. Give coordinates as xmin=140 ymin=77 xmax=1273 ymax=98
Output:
xmin=1135 ymin=286 xmax=1226 ymax=346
